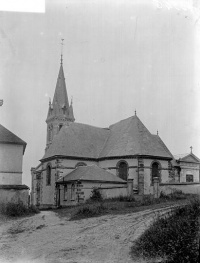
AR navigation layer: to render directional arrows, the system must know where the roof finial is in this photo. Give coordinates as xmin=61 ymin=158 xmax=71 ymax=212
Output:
xmin=190 ymin=146 xmax=193 ymax=154
xmin=135 ymin=109 xmax=137 ymax=116
xmin=0 ymin=99 xmax=3 ymax=106
xmin=157 ymin=130 xmax=159 ymax=135
xmin=60 ymin=38 xmax=64 ymax=65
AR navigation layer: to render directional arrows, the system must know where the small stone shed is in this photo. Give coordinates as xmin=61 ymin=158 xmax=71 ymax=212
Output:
xmin=0 ymin=124 xmax=29 ymax=206
xmin=56 ymin=165 xmax=127 ymax=206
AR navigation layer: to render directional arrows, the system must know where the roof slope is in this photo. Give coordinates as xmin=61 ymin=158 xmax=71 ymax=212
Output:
xmin=174 ymin=153 xmax=200 ymax=163
xmin=0 ymin=124 xmax=26 ymax=153
xmin=42 ymin=115 xmax=173 ymax=160
xmin=57 ymin=165 xmax=126 ymax=183
xmin=42 ymin=122 xmax=109 ymax=160
xmin=99 ymin=116 xmax=173 ymax=158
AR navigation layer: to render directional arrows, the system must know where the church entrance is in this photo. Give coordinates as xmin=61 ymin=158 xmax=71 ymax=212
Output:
xmin=118 ymin=161 xmax=128 ymax=181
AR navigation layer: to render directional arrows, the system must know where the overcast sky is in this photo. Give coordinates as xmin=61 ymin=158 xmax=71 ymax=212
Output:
xmin=0 ymin=0 xmax=200 ymax=188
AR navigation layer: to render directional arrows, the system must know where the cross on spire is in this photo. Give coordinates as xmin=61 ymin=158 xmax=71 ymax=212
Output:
xmin=60 ymin=38 xmax=64 ymax=65
xmin=190 ymin=146 xmax=193 ymax=154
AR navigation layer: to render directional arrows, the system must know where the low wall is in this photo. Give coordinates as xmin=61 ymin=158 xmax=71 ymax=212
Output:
xmin=0 ymin=185 xmax=29 ymax=206
xmin=98 ymin=186 xmax=127 ymax=199
xmin=160 ymin=183 xmax=200 ymax=195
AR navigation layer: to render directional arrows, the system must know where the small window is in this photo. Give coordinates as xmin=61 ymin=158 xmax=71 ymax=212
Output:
xmin=186 ymin=174 xmax=193 ymax=182
xmin=71 ymin=184 xmax=75 ymax=200
xmin=64 ymin=185 xmax=68 ymax=200
xmin=46 ymin=165 xmax=51 ymax=185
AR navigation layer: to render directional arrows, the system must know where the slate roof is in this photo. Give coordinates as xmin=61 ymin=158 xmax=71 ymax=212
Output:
xmin=42 ymin=115 xmax=173 ymax=161
xmin=0 ymin=124 xmax=26 ymax=154
xmin=57 ymin=165 xmax=127 ymax=184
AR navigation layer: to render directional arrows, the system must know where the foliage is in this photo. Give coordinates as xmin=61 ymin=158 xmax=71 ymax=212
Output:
xmin=0 ymin=201 xmax=40 ymax=217
xmin=89 ymin=188 xmax=103 ymax=202
xmin=71 ymin=202 xmax=107 ymax=219
xmin=160 ymin=189 xmax=187 ymax=200
xmin=131 ymin=198 xmax=200 ymax=263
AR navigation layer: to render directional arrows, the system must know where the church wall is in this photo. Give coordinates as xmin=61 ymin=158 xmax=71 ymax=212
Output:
xmin=139 ymin=159 xmax=170 ymax=195
xmin=98 ymin=158 xmax=138 ymax=187
xmin=0 ymin=144 xmax=23 ymax=185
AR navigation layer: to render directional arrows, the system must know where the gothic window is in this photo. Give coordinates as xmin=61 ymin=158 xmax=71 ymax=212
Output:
xmin=151 ymin=162 xmax=160 ymax=184
xmin=64 ymin=185 xmax=68 ymax=200
xmin=46 ymin=165 xmax=51 ymax=185
xmin=186 ymin=173 xmax=193 ymax=182
xmin=71 ymin=184 xmax=75 ymax=200
xmin=75 ymin=162 xmax=87 ymax=168
xmin=118 ymin=161 xmax=128 ymax=181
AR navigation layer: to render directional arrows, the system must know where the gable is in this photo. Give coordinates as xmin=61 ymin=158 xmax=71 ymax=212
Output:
xmin=181 ymin=154 xmax=200 ymax=163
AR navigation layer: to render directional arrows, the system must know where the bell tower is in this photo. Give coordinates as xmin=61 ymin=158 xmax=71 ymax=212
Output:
xmin=46 ymin=45 xmax=75 ymax=149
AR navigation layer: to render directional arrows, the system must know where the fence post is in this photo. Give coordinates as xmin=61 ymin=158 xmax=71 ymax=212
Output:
xmin=127 ymin=179 xmax=134 ymax=199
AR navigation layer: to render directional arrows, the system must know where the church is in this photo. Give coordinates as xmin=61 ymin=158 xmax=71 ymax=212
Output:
xmin=31 ymin=56 xmax=199 ymax=209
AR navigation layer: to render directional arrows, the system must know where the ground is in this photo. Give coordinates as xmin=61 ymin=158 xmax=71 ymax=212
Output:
xmin=0 ymin=201 xmax=186 ymax=263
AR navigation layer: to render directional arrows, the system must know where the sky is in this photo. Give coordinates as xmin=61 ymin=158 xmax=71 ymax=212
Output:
xmin=0 ymin=0 xmax=200 ymax=188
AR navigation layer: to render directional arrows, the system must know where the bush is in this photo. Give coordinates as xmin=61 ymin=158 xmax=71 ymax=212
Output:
xmin=0 ymin=201 xmax=39 ymax=217
xmin=71 ymin=203 xmax=107 ymax=219
xmin=160 ymin=189 xmax=186 ymax=200
xmin=131 ymin=198 xmax=200 ymax=263
xmin=89 ymin=188 xmax=103 ymax=202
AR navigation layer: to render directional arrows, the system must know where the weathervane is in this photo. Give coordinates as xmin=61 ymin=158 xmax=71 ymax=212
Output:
xmin=60 ymin=38 xmax=64 ymax=65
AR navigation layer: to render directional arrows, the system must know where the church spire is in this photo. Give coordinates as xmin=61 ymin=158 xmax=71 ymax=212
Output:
xmin=45 ymin=44 xmax=75 ymax=149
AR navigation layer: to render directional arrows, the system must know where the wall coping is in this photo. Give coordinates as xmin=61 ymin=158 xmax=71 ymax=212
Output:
xmin=0 ymin=184 xmax=29 ymax=190
xmin=160 ymin=182 xmax=200 ymax=186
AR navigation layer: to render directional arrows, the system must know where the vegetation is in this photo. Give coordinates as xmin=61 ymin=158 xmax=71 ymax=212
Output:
xmin=67 ymin=191 xmax=192 ymax=220
xmin=0 ymin=201 xmax=39 ymax=217
xmin=130 ymin=198 xmax=200 ymax=263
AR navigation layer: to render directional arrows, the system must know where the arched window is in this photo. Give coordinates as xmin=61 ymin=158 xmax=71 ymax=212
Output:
xmin=118 ymin=161 xmax=128 ymax=181
xmin=151 ymin=162 xmax=160 ymax=184
xmin=75 ymin=162 xmax=87 ymax=168
xmin=46 ymin=165 xmax=51 ymax=185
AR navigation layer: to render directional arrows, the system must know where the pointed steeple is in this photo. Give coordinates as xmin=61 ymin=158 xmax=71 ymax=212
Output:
xmin=45 ymin=52 xmax=75 ymax=149
xmin=52 ymin=63 xmax=69 ymax=109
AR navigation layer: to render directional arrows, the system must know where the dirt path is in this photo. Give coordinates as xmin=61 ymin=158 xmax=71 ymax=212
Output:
xmin=0 ymin=205 xmax=175 ymax=263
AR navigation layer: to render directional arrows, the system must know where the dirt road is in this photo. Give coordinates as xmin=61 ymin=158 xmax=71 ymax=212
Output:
xmin=0 ymin=205 xmax=175 ymax=263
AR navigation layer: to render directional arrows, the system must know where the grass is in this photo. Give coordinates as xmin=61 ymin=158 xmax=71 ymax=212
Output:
xmin=55 ymin=191 xmax=194 ymax=221
xmin=0 ymin=201 xmax=40 ymax=217
xmin=130 ymin=197 xmax=200 ymax=263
